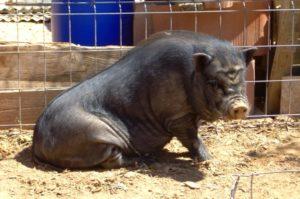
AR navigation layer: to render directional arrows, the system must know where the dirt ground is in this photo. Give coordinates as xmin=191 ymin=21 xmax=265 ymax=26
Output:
xmin=0 ymin=116 xmax=299 ymax=199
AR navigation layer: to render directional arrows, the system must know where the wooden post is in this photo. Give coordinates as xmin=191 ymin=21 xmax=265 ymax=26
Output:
xmin=280 ymin=76 xmax=300 ymax=114
xmin=267 ymin=0 xmax=295 ymax=114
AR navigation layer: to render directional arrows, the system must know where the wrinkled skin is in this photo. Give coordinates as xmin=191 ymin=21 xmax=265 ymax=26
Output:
xmin=32 ymin=30 xmax=256 ymax=169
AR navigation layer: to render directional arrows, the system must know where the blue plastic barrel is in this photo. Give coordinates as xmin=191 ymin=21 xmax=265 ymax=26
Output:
xmin=51 ymin=0 xmax=133 ymax=46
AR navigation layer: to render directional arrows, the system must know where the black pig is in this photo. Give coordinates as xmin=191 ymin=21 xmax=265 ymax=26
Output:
xmin=32 ymin=30 xmax=256 ymax=169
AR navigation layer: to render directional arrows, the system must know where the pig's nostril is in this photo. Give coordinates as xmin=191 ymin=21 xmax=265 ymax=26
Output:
xmin=231 ymin=106 xmax=248 ymax=119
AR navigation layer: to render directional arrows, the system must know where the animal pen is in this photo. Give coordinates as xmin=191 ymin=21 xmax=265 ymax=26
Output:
xmin=0 ymin=0 xmax=299 ymax=198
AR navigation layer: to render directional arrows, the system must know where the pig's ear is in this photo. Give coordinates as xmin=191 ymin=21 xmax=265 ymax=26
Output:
xmin=241 ymin=47 xmax=257 ymax=65
xmin=193 ymin=53 xmax=212 ymax=73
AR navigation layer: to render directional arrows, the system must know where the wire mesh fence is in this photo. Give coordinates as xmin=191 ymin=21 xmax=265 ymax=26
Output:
xmin=0 ymin=1 xmax=299 ymax=126
xmin=0 ymin=2 xmax=299 ymax=198
xmin=230 ymin=169 xmax=300 ymax=199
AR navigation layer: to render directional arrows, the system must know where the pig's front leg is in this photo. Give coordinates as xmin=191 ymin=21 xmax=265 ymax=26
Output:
xmin=167 ymin=114 xmax=211 ymax=162
xmin=188 ymin=134 xmax=211 ymax=162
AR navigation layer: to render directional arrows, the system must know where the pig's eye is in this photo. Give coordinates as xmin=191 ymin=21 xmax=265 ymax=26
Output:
xmin=207 ymin=80 xmax=217 ymax=87
xmin=207 ymin=79 xmax=228 ymax=95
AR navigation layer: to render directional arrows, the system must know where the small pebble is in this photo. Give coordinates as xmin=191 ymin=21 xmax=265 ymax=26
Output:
xmin=112 ymin=182 xmax=127 ymax=191
xmin=124 ymin=171 xmax=137 ymax=178
xmin=183 ymin=181 xmax=200 ymax=189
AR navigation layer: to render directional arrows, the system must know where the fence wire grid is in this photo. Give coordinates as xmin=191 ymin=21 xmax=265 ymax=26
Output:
xmin=0 ymin=0 xmax=299 ymax=198
xmin=0 ymin=0 xmax=299 ymax=128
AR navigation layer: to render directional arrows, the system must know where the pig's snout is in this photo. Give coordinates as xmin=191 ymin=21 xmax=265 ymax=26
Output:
xmin=228 ymin=100 xmax=249 ymax=119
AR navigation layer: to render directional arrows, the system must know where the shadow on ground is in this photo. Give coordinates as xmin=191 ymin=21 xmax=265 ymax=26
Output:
xmin=142 ymin=150 xmax=205 ymax=182
xmin=15 ymin=146 xmax=204 ymax=182
xmin=245 ymin=137 xmax=300 ymax=166
xmin=14 ymin=146 xmax=65 ymax=172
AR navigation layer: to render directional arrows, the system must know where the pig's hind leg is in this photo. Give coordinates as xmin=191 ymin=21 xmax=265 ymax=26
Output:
xmin=35 ymin=111 xmax=139 ymax=169
xmin=48 ymin=143 xmax=137 ymax=169
xmin=72 ymin=114 xmax=140 ymax=169
xmin=99 ymin=146 xmax=143 ymax=169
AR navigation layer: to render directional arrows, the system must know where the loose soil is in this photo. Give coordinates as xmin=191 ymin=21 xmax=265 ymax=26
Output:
xmin=0 ymin=117 xmax=299 ymax=199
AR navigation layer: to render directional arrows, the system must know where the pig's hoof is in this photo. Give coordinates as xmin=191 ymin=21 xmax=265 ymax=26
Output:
xmin=128 ymin=156 xmax=157 ymax=168
xmin=192 ymin=153 xmax=212 ymax=163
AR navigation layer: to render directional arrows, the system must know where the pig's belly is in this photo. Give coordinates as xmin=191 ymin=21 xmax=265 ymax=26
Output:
xmin=128 ymin=124 xmax=172 ymax=154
